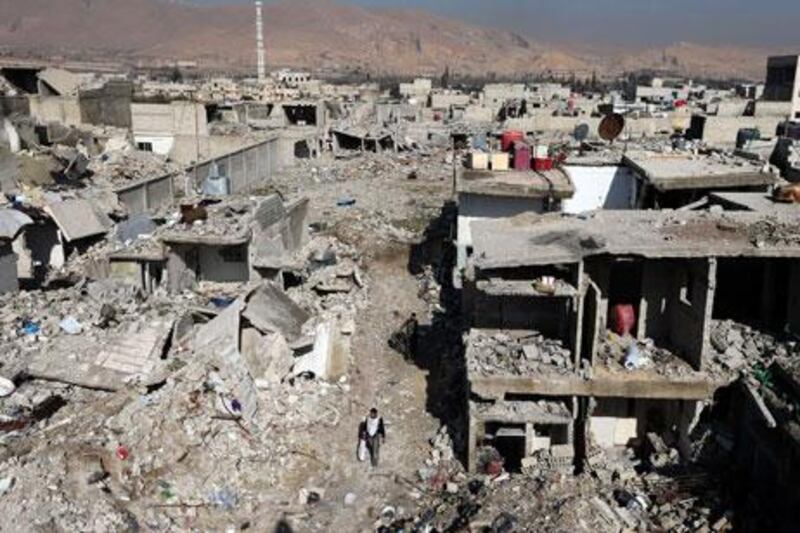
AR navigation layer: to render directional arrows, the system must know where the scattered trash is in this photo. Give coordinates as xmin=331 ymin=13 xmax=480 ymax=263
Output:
xmin=0 ymin=377 xmax=15 ymax=398
xmin=209 ymin=487 xmax=238 ymax=510
xmin=336 ymin=197 xmax=356 ymax=207
xmin=624 ymin=343 xmax=650 ymax=370
xmin=358 ymin=438 xmax=368 ymax=462
xmin=20 ymin=320 xmax=40 ymax=336
xmin=58 ymin=316 xmax=82 ymax=335
xmin=0 ymin=477 xmax=14 ymax=496
xmin=115 ymin=446 xmax=130 ymax=461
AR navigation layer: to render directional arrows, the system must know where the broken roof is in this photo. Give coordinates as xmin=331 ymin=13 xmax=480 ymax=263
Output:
xmin=471 ymin=211 xmax=800 ymax=270
xmin=45 ymin=198 xmax=113 ymax=242
xmin=458 ymin=168 xmax=575 ymax=200
xmin=0 ymin=208 xmax=32 ymax=240
xmin=37 ymin=67 xmax=81 ymax=96
xmin=27 ymin=319 xmax=173 ymax=391
xmin=623 ymin=151 xmax=777 ymax=191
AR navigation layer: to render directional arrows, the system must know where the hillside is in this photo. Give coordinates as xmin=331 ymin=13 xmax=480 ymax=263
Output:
xmin=0 ymin=0 xmax=776 ymax=79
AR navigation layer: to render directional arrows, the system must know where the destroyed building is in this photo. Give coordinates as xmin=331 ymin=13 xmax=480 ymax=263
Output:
xmin=462 ymin=210 xmax=800 ymax=479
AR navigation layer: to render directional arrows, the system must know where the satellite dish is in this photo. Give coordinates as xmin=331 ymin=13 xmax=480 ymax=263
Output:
xmin=599 ymin=113 xmax=625 ymax=142
xmin=574 ymin=123 xmax=590 ymax=142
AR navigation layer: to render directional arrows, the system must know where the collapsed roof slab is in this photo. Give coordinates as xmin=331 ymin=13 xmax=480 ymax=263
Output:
xmin=45 ymin=199 xmax=113 ymax=242
xmin=27 ymin=319 xmax=174 ymax=391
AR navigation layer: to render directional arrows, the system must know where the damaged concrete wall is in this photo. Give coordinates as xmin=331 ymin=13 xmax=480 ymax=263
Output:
xmin=0 ymin=244 xmax=19 ymax=293
xmin=132 ymin=101 xmax=208 ymax=138
xmin=115 ymin=174 xmax=175 ymax=215
xmin=666 ymin=259 xmax=715 ymax=370
xmin=78 ymin=82 xmax=133 ymax=129
xmin=167 ymin=243 xmax=249 ymax=292
xmin=186 ymin=136 xmax=284 ymax=194
xmin=29 ymin=96 xmax=82 ymax=127
xmin=590 ymin=397 xmax=689 ymax=449
xmin=638 ymin=258 xmax=715 ymax=370
xmin=473 ymin=294 xmax=572 ymax=341
xmin=251 ymin=196 xmax=309 ymax=270
xmin=0 ymin=96 xmax=30 ymax=118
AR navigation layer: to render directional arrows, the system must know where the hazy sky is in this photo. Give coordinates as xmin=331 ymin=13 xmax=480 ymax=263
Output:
xmin=190 ymin=0 xmax=798 ymax=47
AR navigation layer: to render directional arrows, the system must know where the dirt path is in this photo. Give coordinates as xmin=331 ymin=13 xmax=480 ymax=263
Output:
xmin=296 ymin=245 xmax=440 ymax=531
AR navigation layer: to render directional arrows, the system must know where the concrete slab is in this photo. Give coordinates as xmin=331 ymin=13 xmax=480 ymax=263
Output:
xmin=27 ymin=319 xmax=173 ymax=390
xmin=242 ymin=282 xmax=310 ymax=341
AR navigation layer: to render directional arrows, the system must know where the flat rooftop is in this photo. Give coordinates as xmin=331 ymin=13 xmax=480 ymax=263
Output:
xmin=457 ymin=168 xmax=575 ymax=200
xmin=471 ymin=210 xmax=800 ymax=270
xmin=708 ymin=192 xmax=800 ymax=214
xmin=622 ymin=151 xmax=778 ymax=191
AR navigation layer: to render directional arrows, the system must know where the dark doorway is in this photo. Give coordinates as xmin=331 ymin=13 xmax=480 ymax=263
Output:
xmin=607 ymin=259 xmax=643 ymax=336
xmin=485 ymin=422 xmax=526 ymax=472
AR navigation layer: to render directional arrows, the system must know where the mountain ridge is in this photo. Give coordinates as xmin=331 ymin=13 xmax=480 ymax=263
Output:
xmin=0 ymin=0 xmax=779 ymax=80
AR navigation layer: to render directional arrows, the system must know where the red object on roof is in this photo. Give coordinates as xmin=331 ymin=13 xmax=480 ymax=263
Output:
xmin=612 ymin=304 xmax=636 ymax=336
xmin=674 ymin=99 xmax=688 ymax=107
xmin=501 ymin=130 xmax=524 ymax=152
xmin=533 ymin=158 xmax=553 ymax=171
xmin=512 ymin=141 xmax=531 ymax=171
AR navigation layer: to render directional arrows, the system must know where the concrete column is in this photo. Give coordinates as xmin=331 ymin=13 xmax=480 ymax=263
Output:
xmin=467 ymin=414 xmax=480 ymax=473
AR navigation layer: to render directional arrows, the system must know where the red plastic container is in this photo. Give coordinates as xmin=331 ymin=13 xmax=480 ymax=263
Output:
xmin=612 ymin=304 xmax=636 ymax=336
xmin=533 ymin=158 xmax=553 ymax=171
xmin=512 ymin=142 xmax=531 ymax=171
xmin=501 ymin=130 xmax=524 ymax=152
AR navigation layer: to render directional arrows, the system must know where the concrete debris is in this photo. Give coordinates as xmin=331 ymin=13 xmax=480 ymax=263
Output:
xmin=2 ymin=64 xmax=799 ymax=532
xmin=469 ymin=330 xmax=573 ymax=376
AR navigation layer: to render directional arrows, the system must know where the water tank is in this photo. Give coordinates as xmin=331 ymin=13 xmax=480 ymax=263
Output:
xmin=736 ymin=128 xmax=761 ymax=149
xmin=501 ymin=130 xmax=524 ymax=152
xmin=202 ymin=162 xmax=231 ymax=196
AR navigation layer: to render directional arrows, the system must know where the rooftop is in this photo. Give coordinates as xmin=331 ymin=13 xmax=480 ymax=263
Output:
xmin=457 ymin=168 xmax=575 ymax=199
xmin=471 ymin=210 xmax=800 ymax=270
xmin=708 ymin=192 xmax=800 ymax=214
xmin=622 ymin=151 xmax=777 ymax=191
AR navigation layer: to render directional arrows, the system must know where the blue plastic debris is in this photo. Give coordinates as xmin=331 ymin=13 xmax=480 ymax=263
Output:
xmin=21 ymin=320 xmax=40 ymax=336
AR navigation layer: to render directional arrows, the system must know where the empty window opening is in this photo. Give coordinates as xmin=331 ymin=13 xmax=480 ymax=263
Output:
xmin=283 ymin=105 xmax=317 ymax=126
xmin=714 ymin=258 xmax=790 ymax=330
xmin=484 ymin=422 xmax=526 ymax=473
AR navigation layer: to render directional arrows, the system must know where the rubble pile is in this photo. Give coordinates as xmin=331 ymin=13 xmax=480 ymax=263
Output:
xmin=469 ymin=330 xmax=573 ymax=376
xmin=747 ymin=217 xmax=800 ymax=247
xmin=88 ymin=148 xmax=182 ymax=185
xmin=597 ymin=332 xmax=696 ymax=377
xmin=0 ymin=279 xmax=196 ymax=376
xmin=710 ymin=319 xmax=797 ymax=372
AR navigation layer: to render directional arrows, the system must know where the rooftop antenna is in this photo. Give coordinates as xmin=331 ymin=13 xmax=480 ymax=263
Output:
xmin=255 ymin=1 xmax=266 ymax=82
xmin=574 ymin=122 xmax=589 ymax=155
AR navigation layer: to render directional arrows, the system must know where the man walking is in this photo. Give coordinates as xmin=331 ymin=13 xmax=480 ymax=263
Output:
xmin=361 ymin=408 xmax=386 ymax=467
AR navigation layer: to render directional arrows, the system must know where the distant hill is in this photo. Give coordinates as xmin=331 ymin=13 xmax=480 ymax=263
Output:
xmin=0 ymin=0 xmax=779 ymax=80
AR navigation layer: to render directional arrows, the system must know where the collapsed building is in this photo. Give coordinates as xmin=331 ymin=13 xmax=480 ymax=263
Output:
xmin=461 ymin=209 xmax=800 ymax=520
